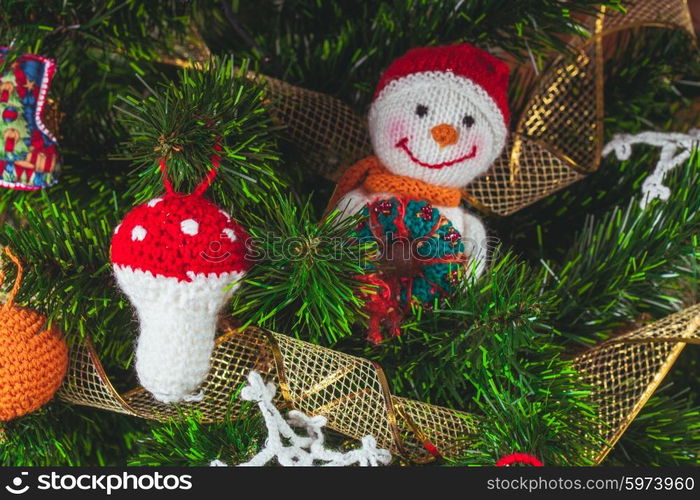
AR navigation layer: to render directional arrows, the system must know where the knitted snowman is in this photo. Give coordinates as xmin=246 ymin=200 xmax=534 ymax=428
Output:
xmin=330 ymin=44 xmax=510 ymax=278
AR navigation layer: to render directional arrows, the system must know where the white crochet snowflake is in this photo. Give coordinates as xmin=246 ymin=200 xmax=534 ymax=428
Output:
xmin=603 ymin=129 xmax=700 ymax=209
xmin=211 ymin=371 xmax=392 ymax=467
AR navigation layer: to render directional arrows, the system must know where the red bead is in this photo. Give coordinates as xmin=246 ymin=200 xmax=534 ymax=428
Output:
xmin=373 ymin=200 xmax=394 ymax=215
xmin=417 ymin=204 xmax=434 ymax=220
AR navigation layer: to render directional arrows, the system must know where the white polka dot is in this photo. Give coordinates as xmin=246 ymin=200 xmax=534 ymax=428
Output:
xmin=147 ymin=198 xmax=163 ymax=207
xmin=131 ymin=226 xmax=147 ymax=241
xmin=181 ymin=219 xmax=199 ymax=236
xmin=223 ymin=228 xmax=237 ymax=242
xmin=114 ymin=224 xmax=121 ymax=235
xmin=219 ymin=209 xmax=231 ymax=220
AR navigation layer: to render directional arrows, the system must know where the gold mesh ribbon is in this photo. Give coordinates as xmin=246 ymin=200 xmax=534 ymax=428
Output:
xmin=57 ymin=327 xmax=477 ymax=463
xmin=575 ymin=304 xmax=700 ymax=463
xmin=263 ymin=77 xmax=372 ymax=182
xmin=259 ymin=0 xmax=695 ymax=215
xmin=57 ymin=304 xmax=699 ymax=464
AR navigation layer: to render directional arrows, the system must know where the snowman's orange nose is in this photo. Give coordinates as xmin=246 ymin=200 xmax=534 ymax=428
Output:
xmin=431 ymin=123 xmax=458 ymax=148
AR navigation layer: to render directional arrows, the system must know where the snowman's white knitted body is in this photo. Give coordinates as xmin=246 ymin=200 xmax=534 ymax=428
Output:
xmin=336 ymin=70 xmax=508 ymax=277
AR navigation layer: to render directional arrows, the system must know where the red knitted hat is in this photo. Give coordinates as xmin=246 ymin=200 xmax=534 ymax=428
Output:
xmin=374 ymin=44 xmax=510 ymax=125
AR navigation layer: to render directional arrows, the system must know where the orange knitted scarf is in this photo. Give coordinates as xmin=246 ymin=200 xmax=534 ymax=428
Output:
xmin=327 ymin=156 xmax=463 ymax=211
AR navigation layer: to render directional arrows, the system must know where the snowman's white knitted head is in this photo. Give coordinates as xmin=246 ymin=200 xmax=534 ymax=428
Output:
xmin=368 ymin=44 xmax=510 ymax=188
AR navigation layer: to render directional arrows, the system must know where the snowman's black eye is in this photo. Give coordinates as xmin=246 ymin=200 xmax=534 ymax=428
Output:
xmin=462 ymin=114 xmax=475 ymax=128
xmin=415 ymin=104 xmax=428 ymax=118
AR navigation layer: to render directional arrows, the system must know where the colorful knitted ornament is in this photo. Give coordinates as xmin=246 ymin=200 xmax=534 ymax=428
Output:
xmin=0 ymin=47 xmax=60 ymax=190
xmin=0 ymin=247 xmax=68 ymax=421
xmin=496 ymin=453 xmax=544 ymax=467
xmin=331 ymin=44 xmax=509 ymax=342
xmin=111 ymin=153 xmax=252 ymax=403
xmin=353 ymin=196 xmax=466 ymax=343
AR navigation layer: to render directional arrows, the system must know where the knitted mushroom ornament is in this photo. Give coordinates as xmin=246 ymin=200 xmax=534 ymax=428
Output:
xmin=111 ymin=155 xmax=252 ymax=403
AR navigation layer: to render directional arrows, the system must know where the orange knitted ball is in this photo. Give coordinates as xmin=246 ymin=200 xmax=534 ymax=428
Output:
xmin=0 ymin=249 xmax=68 ymax=421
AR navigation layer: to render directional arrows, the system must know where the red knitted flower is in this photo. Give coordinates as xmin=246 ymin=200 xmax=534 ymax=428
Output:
xmin=496 ymin=452 xmax=544 ymax=467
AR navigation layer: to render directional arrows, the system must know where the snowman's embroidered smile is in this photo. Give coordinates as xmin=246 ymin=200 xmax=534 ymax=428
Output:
xmin=395 ymin=137 xmax=477 ymax=169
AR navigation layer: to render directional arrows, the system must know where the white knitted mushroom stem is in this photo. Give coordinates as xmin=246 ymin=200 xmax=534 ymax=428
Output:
xmin=234 ymin=371 xmax=392 ymax=467
xmin=603 ymin=129 xmax=699 ymax=209
xmin=114 ymin=266 xmax=243 ymax=403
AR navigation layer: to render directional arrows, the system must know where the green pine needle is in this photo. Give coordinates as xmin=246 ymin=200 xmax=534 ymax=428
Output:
xmin=605 ymin=384 xmax=699 ymax=466
xmin=115 ymin=55 xmax=283 ymax=207
xmin=128 ymin=401 xmax=263 ymax=467
xmin=232 ymin=188 xmax=374 ymax=344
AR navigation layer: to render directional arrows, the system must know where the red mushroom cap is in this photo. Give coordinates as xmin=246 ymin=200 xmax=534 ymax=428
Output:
xmin=111 ymin=193 xmax=252 ymax=281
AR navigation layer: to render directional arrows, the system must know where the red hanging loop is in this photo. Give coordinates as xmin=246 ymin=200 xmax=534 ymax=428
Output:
xmin=496 ymin=453 xmax=544 ymax=467
xmin=157 ymin=142 xmax=222 ymax=197
xmin=193 ymin=143 xmax=222 ymax=197
xmin=158 ymin=157 xmax=175 ymax=195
